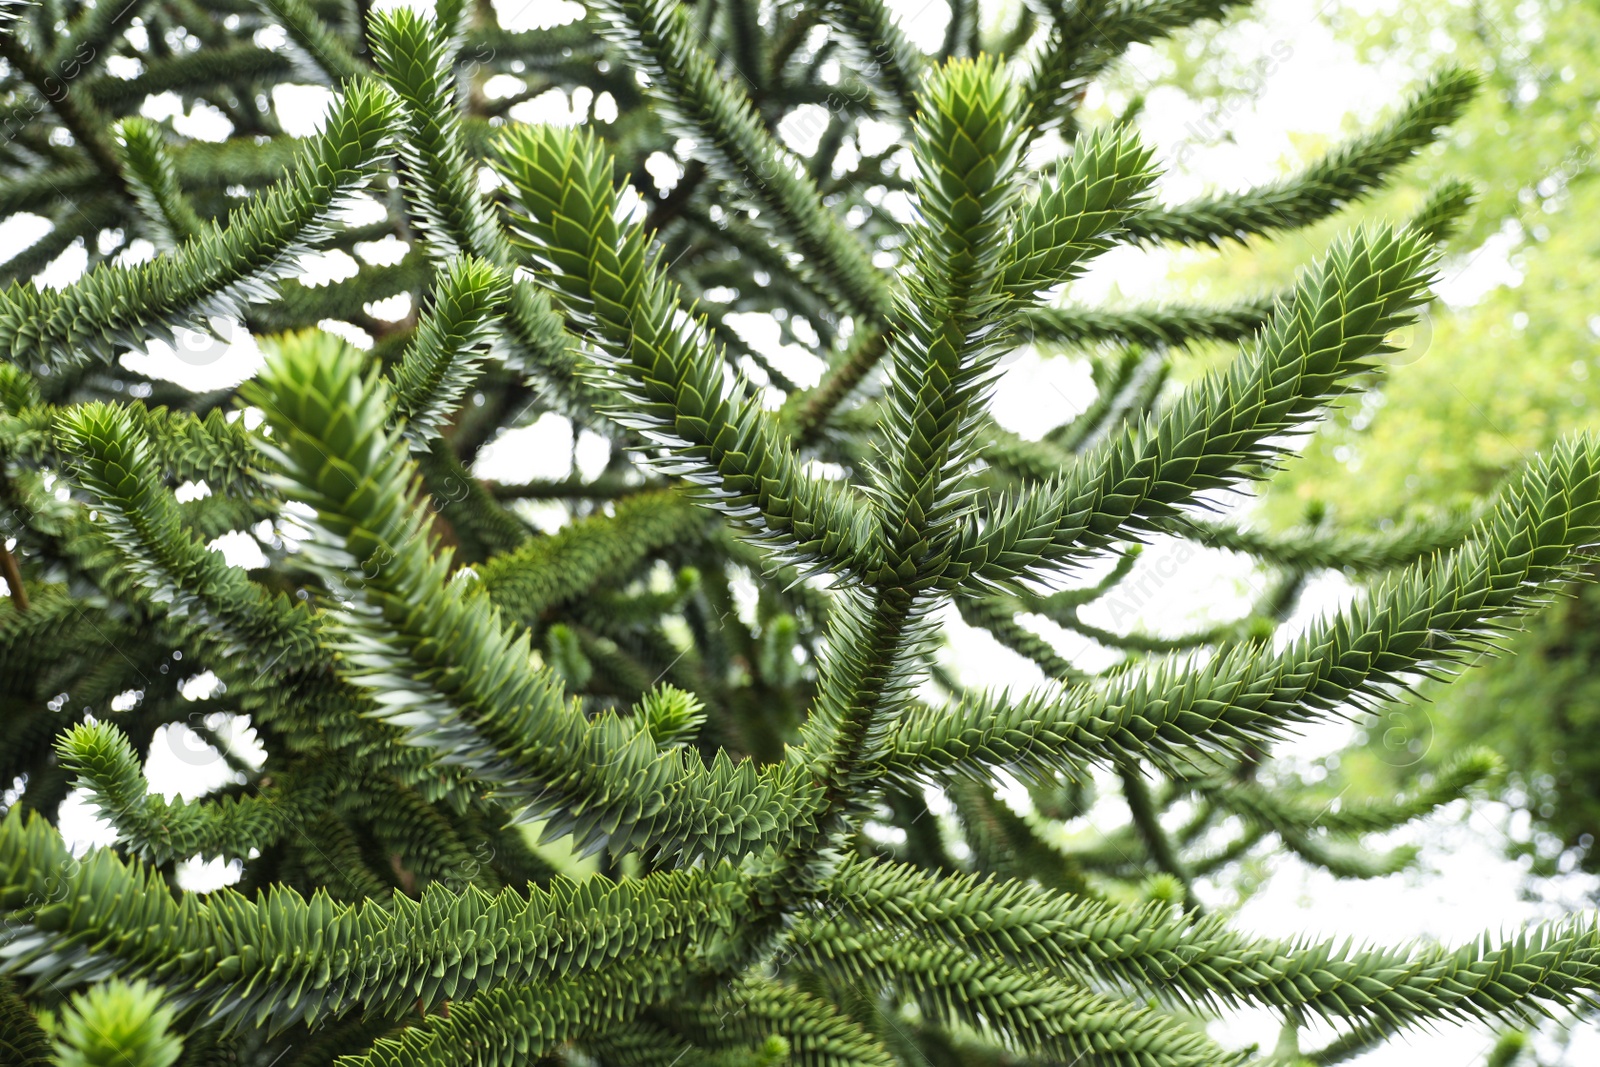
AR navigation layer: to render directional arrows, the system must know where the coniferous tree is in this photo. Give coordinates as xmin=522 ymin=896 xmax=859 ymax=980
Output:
xmin=0 ymin=0 xmax=1595 ymax=1065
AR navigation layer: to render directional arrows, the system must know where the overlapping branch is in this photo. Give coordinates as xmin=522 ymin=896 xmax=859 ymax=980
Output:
xmin=892 ymin=435 xmax=1600 ymax=781
xmin=950 ymin=224 xmax=1435 ymax=586
xmin=243 ymin=331 xmax=815 ymax=860
xmin=493 ymin=122 xmax=882 ymax=578
xmin=0 ymin=80 xmax=395 ymax=383
xmin=0 ymin=805 xmax=740 ymax=1031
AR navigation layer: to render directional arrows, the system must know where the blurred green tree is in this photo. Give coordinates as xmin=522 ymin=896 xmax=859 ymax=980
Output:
xmin=1150 ymin=0 xmax=1600 ymax=878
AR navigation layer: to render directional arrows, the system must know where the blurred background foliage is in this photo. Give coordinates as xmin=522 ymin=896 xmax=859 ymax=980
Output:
xmin=1099 ymin=0 xmax=1600 ymax=882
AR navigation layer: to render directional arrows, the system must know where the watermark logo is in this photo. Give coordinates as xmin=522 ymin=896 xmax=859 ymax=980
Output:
xmin=1380 ymin=308 xmax=1433 ymax=368
xmin=172 ymin=315 xmax=241 ymax=367
xmin=1370 ymin=704 xmax=1433 ymax=768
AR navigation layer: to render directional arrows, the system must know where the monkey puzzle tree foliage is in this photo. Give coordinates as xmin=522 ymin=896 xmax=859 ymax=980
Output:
xmin=1142 ymin=0 xmax=1600 ymax=884
xmin=1270 ymin=0 xmax=1600 ymax=883
xmin=0 ymin=0 xmax=1597 ymax=1065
